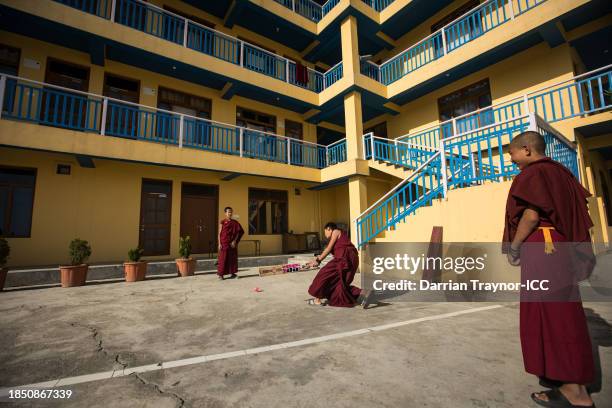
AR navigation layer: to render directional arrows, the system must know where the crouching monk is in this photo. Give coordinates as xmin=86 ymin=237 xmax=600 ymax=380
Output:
xmin=307 ymin=222 xmax=368 ymax=307
xmin=217 ymin=206 xmax=244 ymax=280
xmin=503 ymin=131 xmax=595 ymax=407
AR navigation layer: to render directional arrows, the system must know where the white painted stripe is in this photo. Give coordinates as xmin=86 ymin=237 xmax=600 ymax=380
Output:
xmin=0 ymin=304 xmax=503 ymax=395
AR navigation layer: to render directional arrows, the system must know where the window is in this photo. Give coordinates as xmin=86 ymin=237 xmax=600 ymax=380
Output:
xmin=285 ymin=120 xmax=303 ymax=140
xmin=365 ymin=122 xmax=388 ymax=138
xmin=248 ymin=189 xmax=288 ymax=234
xmin=157 ymin=87 xmax=212 ymax=145
xmin=0 ymin=167 xmax=36 ymax=237
xmin=236 ymin=107 xmax=276 ymax=133
xmin=0 ymin=43 xmax=20 ymax=75
xmin=438 ymin=79 xmax=492 ymax=135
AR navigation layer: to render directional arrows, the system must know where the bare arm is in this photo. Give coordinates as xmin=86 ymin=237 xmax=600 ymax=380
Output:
xmin=511 ymin=207 xmax=540 ymax=250
xmin=507 ymin=207 xmax=539 ymax=265
xmin=316 ymin=230 xmax=341 ymax=263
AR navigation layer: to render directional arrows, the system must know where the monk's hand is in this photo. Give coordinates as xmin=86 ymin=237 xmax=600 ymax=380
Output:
xmin=218 ymin=244 xmax=222 ymax=251
xmin=230 ymin=241 xmax=236 ymax=248
xmin=507 ymin=245 xmax=521 ymax=266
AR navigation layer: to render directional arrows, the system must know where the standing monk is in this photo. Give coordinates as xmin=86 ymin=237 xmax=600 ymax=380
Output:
xmin=503 ymin=131 xmax=595 ymax=407
xmin=218 ymin=207 xmax=244 ymax=280
xmin=306 ymin=222 xmax=369 ymax=307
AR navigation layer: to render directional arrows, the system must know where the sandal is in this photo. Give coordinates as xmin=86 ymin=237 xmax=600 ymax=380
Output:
xmin=307 ymin=299 xmax=326 ymax=306
xmin=531 ymin=388 xmax=595 ymax=408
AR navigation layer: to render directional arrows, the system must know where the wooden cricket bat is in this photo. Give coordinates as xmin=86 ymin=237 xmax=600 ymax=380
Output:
xmin=258 ymin=263 xmax=319 ymax=277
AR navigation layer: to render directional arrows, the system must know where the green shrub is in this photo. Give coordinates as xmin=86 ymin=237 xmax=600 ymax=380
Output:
xmin=178 ymin=236 xmax=191 ymax=259
xmin=69 ymin=239 xmax=92 ymax=265
xmin=0 ymin=238 xmax=9 ymax=267
xmin=128 ymin=248 xmax=144 ymax=262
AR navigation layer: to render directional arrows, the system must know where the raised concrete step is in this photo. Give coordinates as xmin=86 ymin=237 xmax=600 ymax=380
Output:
xmin=5 ymin=254 xmax=293 ymax=289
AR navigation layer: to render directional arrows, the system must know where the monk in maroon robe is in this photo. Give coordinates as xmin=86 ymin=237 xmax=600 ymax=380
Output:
xmin=306 ymin=222 xmax=369 ymax=307
xmin=503 ymin=131 xmax=595 ymax=407
xmin=217 ymin=206 xmax=244 ymax=280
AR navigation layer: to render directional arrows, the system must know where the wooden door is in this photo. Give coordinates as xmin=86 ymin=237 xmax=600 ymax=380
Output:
xmin=139 ymin=179 xmax=172 ymax=256
xmin=180 ymin=183 xmax=218 ymax=254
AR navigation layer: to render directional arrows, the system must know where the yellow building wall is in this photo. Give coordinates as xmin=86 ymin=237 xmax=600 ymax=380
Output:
xmin=1 ymin=148 xmax=330 ymax=267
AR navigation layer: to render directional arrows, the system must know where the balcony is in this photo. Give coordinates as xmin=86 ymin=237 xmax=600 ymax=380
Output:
xmin=51 ymin=0 xmax=342 ymax=93
xmin=362 ymin=0 xmax=547 ymax=85
xmin=0 ymin=75 xmax=348 ymax=171
xmin=272 ymin=0 xmax=394 ymax=22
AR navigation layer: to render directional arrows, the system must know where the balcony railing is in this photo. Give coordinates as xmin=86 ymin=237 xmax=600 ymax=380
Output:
xmin=398 ymin=65 xmax=612 ymax=149
xmin=364 ymin=134 xmax=436 ymax=170
xmin=360 ymin=0 xmax=395 ymax=12
xmin=324 ymin=62 xmax=344 ymax=88
xmin=273 ymin=0 xmax=391 ymax=22
xmin=0 ymin=75 xmax=348 ymax=170
xmin=52 ymin=0 xmax=343 ymax=93
xmin=362 ymin=0 xmax=547 ymax=85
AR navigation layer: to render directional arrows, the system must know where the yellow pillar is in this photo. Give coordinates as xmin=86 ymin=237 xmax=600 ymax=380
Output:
xmin=344 ymin=91 xmax=364 ymax=160
xmin=340 ymin=15 xmax=360 ymax=83
xmin=348 ymin=175 xmax=368 ymax=248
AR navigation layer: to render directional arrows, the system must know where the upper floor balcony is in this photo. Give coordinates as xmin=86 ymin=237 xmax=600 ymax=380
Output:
xmin=361 ymin=0 xmax=548 ymax=86
xmin=49 ymin=0 xmax=345 ymax=94
xmin=0 ymin=74 xmax=350 ymax=181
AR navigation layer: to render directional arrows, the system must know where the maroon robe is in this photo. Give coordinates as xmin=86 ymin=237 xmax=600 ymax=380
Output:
xmin=308 ymin=230 xmax=361 ymax=307
xmin=503 ymin=157 xmax=594 ymax=384
xmin=217 ymin=219 xmax=244 ymax=276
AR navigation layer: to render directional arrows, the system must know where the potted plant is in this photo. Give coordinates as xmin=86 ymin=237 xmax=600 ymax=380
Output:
xmin=124 ymin=248 xmax=146 ymax=282
xmin=176 ymin=236 xmax=196 ymax=277
xmin=59 ymin=238 xmax=92 ymax=287
xmin=0 ymin=238 xmax=9 ymax=291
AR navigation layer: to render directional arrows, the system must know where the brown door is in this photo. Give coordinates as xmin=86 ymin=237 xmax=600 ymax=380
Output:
xmin=103 ymin=73 xmax=140 ymax=138
xmin=139 ymin=179 xmax=172 ymax=256
xmin=180 ymin=183 xmax=218 ymax=254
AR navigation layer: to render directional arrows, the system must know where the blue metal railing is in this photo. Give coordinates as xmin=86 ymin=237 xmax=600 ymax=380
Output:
xmin=327 ymin=140 xmax=347 ymax=165
xmin=364 ymin=134 xmax=436 ymax=170
xmin=115 ymin=0 xmax=185 ymax=45
xmin=377 ymin=0 xmax=547 ymax=85
xmin=360 ymin=60 xmax=380 ymax=81
xmin=356 ymin=153 xmax=443 ymax=247
xmin=361 ymin=0 xmax=396 ymax=12
xmin=0 ymin=75 xmax=348 ymax=169
xmin=398 ymin=67 xmax=612 ymax=150
xmin=356 ymin=113 xmax=580 ymax=247
xmin=54 ymin=0 xmax=333 ymax=93
xmin=324 ymin=63 xmax=343 ymax=88
xmin=53 ymin=0 xmax=112 ymax=18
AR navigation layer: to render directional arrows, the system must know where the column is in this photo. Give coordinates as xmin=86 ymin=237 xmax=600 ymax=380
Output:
xmin=344 ymin=91 xmax=364 ymax=160
xmin=348 ymin=175 xmax=368 ymax=248
xmin=340 ymin=15 xmax=360 ymax=83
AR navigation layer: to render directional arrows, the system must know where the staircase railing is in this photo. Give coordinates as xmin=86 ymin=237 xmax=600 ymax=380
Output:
xmin=364 ymin=133 xmax=436 ymax=170
xmin=355 ymin=112 xmax=579 ymax=247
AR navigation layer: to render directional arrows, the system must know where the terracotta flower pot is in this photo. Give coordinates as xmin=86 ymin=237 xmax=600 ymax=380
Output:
xmin=59 ymin=264 xmax=88 ymax=287
xmin=176 ymin=258 xmax=196 ymax=277
xmin=0 ymin=267 xmax=7 ymax=291
xmin=124 ymin=261 xmax=147 ymax=282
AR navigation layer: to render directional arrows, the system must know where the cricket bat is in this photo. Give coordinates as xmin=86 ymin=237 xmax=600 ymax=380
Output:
xmin=258 ymin=263 xmax=319 ymax=277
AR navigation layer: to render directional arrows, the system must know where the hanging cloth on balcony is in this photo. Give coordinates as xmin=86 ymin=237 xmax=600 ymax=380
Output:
xmin=295 ymin=62 xmax=309 ymax=86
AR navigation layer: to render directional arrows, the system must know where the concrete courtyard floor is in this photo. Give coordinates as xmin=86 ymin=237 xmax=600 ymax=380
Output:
xmin=0 ymin=267 xmax=611 ymax=408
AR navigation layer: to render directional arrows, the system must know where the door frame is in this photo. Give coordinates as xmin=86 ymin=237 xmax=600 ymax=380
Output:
xmin=180 ymin=182 xmax=219 ymax=254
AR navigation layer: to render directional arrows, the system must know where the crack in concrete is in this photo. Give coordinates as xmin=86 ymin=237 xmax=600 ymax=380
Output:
xmin=176 ymin=285 xmax=195 ymax=307
xmin=69 ymin=322 xmax=187 ymax=407
xmin=132 ymin=372 xmax=187 ymax=408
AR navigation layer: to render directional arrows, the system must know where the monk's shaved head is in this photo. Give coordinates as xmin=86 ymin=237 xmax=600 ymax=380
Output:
xmin=510 ymin=131 xmax=546 ymax=154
